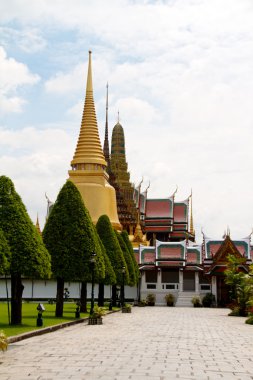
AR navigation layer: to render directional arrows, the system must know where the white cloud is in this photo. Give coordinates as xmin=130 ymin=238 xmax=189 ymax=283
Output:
xmin=0 ymin=47 xmax=40 ymax=114
xmin=0 ymin=26 xmax=46 ymax=53
xmin=0 ymin=126 xmax=76 ymax=227
xmin=1 ymin=0 xmax=253 ymax=241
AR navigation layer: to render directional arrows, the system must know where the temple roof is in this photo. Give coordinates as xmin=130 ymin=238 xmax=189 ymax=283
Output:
xmin=71 ymin=51 xmax=106 ymax=167
xmin=203 ymin=234 xmax=251 ymax=260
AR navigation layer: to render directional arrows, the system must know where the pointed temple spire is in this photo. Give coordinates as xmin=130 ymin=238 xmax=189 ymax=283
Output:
xmin=189 ymin=190 xmax=195 ymax=237
xmin=35 ymin=214 xmax=42 ymax=235
xmin=103 ymin=82 xmax=110 ymax=165
xmin=71 ymin=51 xmax=106 ymax=168
xmin=69 ymin=51 xmax=121 ymax=230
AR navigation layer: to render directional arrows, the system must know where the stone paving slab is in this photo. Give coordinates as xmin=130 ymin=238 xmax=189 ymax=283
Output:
xmin=1 ymin=308 xmax=253 ymax=379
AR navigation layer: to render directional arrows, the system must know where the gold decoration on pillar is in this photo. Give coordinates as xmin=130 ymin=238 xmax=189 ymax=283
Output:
xmin=69 ymin=51 xmax=121 ymax=230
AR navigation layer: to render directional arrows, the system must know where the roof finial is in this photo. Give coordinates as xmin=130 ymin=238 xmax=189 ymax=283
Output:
xmin=35 ymin=213 xmax=42 ymax=235
xmin=117 ymin=110 xmax=120 ymax=123
xmin=189 ymin=189 xmax=195 ymax=237
xmin=103 ymin=82 xmax=110 ymax=165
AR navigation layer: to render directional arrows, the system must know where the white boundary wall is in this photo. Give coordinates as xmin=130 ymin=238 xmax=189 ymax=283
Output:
xmin=0 ymin=278 xmax=137 ymax=300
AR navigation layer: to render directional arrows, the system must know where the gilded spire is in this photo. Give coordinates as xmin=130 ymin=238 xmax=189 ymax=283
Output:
xmin=103 ymin=82 xmax=110 ymax=165
xmin=71 ymin=51 xmax=106 ymax=168
xmin=35 ymin=214 xmax=42 ymax=235
xmin=189 ymin=190 xmax=195 ymax=236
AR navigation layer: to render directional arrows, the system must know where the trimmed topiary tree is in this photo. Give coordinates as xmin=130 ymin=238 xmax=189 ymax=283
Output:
xmin=96 ymin=215 xmax=128 ymax=306
xmin=115 ymin=231 xmax=136 ymax=286
xmin=0 ymin=228 xmax=10 ymax=275
xmin=121 ymin=230 xmax=139 ymax=284
xmin=43 ymin=180 xmax=105 ymax=317
xmin=0 ymin=176 xmax=51 ymax=325
xmin=96 ymin=231 xmax=116 ymax=306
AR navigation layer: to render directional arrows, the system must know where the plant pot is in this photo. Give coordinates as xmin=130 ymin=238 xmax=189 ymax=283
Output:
xmin=88 ymin=317 xmax=103 ymax=325
xmin=122 ymin=307 xmax=131 ymax=313
xmin=166 ymin=302 xmax=174 ymax=307
xmin=147 ymin=302 xmax=155 ymax=306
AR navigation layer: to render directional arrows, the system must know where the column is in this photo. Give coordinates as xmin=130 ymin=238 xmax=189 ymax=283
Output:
xmin=179 ymin=269 xmax=183 ymax=292
xmin=211 ymin=276 xmax=217 ymax=305
xmin=195 ymin=271 xmax=199 ymax=293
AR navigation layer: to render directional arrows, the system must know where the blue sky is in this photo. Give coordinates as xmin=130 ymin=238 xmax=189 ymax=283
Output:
xmin=1 ymin=0 xmax=253 ymax=241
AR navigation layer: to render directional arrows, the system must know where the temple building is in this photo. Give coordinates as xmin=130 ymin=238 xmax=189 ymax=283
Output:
xmin=68 ymin=52 xmax=121 ymax=230
xmin=103 ymin=117 xmax=253 ymax=307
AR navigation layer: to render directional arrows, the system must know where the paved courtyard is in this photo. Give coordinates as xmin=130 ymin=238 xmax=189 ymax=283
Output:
xmin=1 ymin=307 xmax=253 ymax=380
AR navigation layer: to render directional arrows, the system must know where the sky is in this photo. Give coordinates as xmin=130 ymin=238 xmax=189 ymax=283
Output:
xmin=0 ymin=0 xmax=253 ymax=242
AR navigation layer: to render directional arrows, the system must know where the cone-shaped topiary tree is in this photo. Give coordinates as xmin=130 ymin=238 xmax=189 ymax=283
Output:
xmin=96 ymin=215 xmax=128 ymax=306
xmin=0 ymin=229 xmax=10 ymax=275
xmin=96 ymin=230 xmax=116 ymax=306
xmin=121 ymin=230 xmax=140 ymax=284
xmin=0 ymin=176 xmax=51 ymax=324
xmin=43 ymin=180 xmax=105 ymax=317
xmin=115 ymin=231 xmax=136 ymax=286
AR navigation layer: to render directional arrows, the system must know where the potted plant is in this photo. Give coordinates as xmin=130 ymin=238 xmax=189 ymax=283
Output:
xmin=165 ymin=293 xmax=175 ymax=306
xmin=202 ymin=293 xmax=215 ymax=307
xmin=191 ymin=296 xmax=202 ymax=307
xmin=0 ymin=330 xmax=8 ymax=352
xmin=88 ymin=305 xmax=105 ymax=325
xmin=122 ymin=303 xmax=132 ymax=313
xmin=146 ymin=293 xmax=156 ymax=306
xmin=138 ymin=299 xmax=147 ymax=307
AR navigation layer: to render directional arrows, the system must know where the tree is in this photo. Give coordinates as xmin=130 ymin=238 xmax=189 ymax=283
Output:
xmin=115 ymin=231 xmax=136 ymax=286
xmin=121 ymin=230 xmax=139 ymax=284
xmin=0 ymin=229 xmax=10 ymax=275
xmin=43 ymin=180 xmax=105 ymax=317
xmin=0 ymin=176 xmax=51 ymax=324
xmin=96 ymin=231 xmax=116 ymax=306
xmin=224 ymin=254 xmax=252 ymax=316
xmin=96 ymin=215 xmax=128 ymax=306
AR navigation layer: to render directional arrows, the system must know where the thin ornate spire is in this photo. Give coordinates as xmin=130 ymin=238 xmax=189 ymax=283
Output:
xmin=103 ymin=82 xmax=110 ymax=165
xmin=71 ymin=51 xmax=106 ymax=168
xmin=189 ymin=190 xmax=195 ymax=236
xmin=35 ymin=214 xmax=42 ymax=235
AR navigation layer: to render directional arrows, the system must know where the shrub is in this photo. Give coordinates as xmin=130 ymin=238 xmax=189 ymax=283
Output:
xmin=202 ymin=293 xmax=215 ymax=307
xmin=165 ymin=293 xmax=175 ymax=306
xmin=191 ymin=296 xmax=202 ymax=307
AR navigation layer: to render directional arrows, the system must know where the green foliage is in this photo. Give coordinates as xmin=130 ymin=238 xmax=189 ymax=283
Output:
xmin=146 ymin=293 xmax=156 ymax=304
xmin=245 ymin=315 xmax=253 ymax=324
xmin=191 ymin=296 xmax=202 ymax=307
xmin=202 ymin=293 xmax=215 ymax=307
xmin=224 ymin=254 xmax=253 ymax=317
xmin=90 ymin=305 xmax=105 ymax=318
xmin=115 ymin=231 xmax=135 ymax=286
xmin=0 ymin=330 xmax=8 ymax=351
xmin=96 ymin=215 xmax=128 ymax=285
xmin=0 ymin=229 xmax=10 ymax=275
xmin=121 ymin=230 xmax=139 ymax=285
xmin=0 ymin=176 xmax=51 ymax=278
xmin=43 ymin=180 xmax=105 ymax=282
xmin=95 ymin=231 xmax=116 ymax=285
xmin=165 ymin=293 xmax=175 ymax=305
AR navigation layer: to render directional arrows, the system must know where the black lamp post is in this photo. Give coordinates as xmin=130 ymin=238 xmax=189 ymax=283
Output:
xmin=90 ymin=252 xmax=96 ymax=316
xmin=121 ymin=266 xmax=126 ymax=307
xmin=137 ymin=271 xmax=142 ymax=303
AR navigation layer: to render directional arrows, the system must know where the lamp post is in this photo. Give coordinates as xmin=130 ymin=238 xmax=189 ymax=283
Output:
xmin=121 ymin=266 xmax=125 ymax=307
xmin=90 ymin=252 xmax=96 ymax=316
xmin=137 ymin=271 xmax=142 ymax=303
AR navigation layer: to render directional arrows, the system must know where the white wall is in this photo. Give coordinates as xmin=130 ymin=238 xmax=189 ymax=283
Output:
xmin=0 ymin=278 xmax=137 ymax=300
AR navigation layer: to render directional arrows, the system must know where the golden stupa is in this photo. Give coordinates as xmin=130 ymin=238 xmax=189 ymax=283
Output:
xmin=68 ymin=51 xmax=121 ymax=230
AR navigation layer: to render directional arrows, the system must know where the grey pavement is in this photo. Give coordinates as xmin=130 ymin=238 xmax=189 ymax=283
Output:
xmin=1 ymin=307 xmax=253 ymax=380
